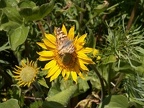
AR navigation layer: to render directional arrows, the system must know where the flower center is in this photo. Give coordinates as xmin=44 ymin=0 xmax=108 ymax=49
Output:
xmin=55 ymin=50 xmax=77 ymax=69
xmin=20 ymin=66 xmax=36 ymax=82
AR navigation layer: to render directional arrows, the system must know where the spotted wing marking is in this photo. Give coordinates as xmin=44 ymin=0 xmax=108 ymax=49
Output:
xmin=56 ymin=28 xmax=75 ymax=55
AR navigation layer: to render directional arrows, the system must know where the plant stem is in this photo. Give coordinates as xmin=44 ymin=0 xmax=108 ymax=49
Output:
xmin=90 ymin=65 xmax=105 ymax=102
xmin=79 ymin=0 xmax=84 ymax=33
xmin=126 ymin=0 xmax=139 ymax=31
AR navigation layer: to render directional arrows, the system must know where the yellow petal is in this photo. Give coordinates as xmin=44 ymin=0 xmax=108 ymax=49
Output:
xmin=50 ymin=68 xmax=61 ymax=82
xmin=80 ymin=47 xmax=93 ymax=53
xmin=75 ymin=44 xmax=83 ymax=51
xmin=77 ymin=52 xmax=94 ymax=64
xmin=75 ymin=34 xmax=86 ymax=45
xmin=74 ymin=35 xmax=87 ymax=51
xmin=38 ymin=56 xmax=53 ymax=61
xmin=27 ymin=83 xmax=31 ymax=87
xmin=62 ymin=24 xmax=67 ymax=35
xmin=77 ymin=59 xmax=89 ymax=71
xmin=93 ymin=49 xmax=99 ymax=56
xmin=77 ymin=58 xmax=88 ymax=64
xmin=43 ymin=39 xmax=56 ymax=49
xmin=37 ymin=42 xmax=47 ymax=49
xmin=37 ymin=51 xmax=54 ymax=57
xmin=78 ymin=72 xmax=84 ymax=79
xmin=46 ymin=64 xmax=59 ymax=78
xmin=96 ymin=56 xmax=101 ymax=60
xmin=13 ymin=75 xmax=20 ymax=78
xmin=44 ymin=60 xmax=56 ymax=69
xmin=21 ymin=60 xmax=26 ymax=67
xmin=71 ymin=71 xmax=77 ymax=83
xmin=74 ymin=64 xmax=84 ymax=79
xmin=64 ymin=71 xmax=70 ymax=80
xmin=80 ymin=58 xmax=94 ymax=64
xmin=13 ymin=71 xmax=20 ymax=74
xmin=62 ymin=69 xmax=66 ymax=77
xmin=77 ymin=52 xmax=90 ymax=60
xmin=45 ymin=33 xmax=56 ymax=45
xmin=68 ymin=26 xmax=75 ymax=40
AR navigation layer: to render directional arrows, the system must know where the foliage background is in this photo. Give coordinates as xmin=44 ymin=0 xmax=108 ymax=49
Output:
xmin=0 ymin=0 xmax=144 ymax=108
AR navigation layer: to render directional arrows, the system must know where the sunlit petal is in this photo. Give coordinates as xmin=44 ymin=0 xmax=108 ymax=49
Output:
xmin=80 ymin=58 xmax=94 ymax=64
xmin=46 ymin=64 xmax=60 ymax=78
xmin=77 ymin=59 xmax=89 ymax=71
xmin=50 ymin=68 xmax=61 ymax=81
xmin=80 ymin=47 xmax=93 ymax=53
xmin=93 ymin=49 xmax=99 ymax=56
xmin=68 ymin=26 xmax=75 ymax=40
xmin=71 ymin=71 xmax=77 ymax=83
xmin=76 ymin=44 xmax=84 ymax=51
xmin=62 ymin=69 xmax=66 ymax=77
xmin=77 ymin=52 xmax=90 ymax=60
xmin=37 ymin=51 xmax=54 ymax=57
xmin=45 ymin=33 xmax=56 ymax=45
xmin=62 ymin=24 xmax=67 ymax=35
xmin=64 ymin=71 xmax=70 ymax=80
xmin=44 ymin=60 xmax=56 ymax=69
xmin=43 ymin=39 xmax=56 ymax=49
xmin=96 ymin=56 xmax=101 ymax=60
xmin=77 ymin=52 xmax=94 ymax=64
xmin=37 ymin=42 xmax=47 ymax=49
xmin=75 ymin=34 xmax=87 ymax=45
xmin=38 ymin=56 xmax=53 ymax=61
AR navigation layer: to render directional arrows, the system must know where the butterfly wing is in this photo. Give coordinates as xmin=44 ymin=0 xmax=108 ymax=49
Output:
xmin=56 ymin=27 xmax=75 ymax=55
xmin=56 ymin=27 xmax=75 ymax=65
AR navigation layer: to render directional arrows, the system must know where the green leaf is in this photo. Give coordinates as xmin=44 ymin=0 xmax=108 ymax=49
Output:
xmin=134 ymin=66 xmax=144 ymax=75
xmin=102 ymin=55 xmax=117 ymax=64
xmin=0 ymin=42 xmax=10 ymax=51
xmin=2 ymin=7 xmax=23 ymax=23
xmin=43 ymin=101 xmax=64 ymax=108
xmin=135 ymin=46 xmax=144 ymax=55
xmin=99 ymin=95 xmax=129 ymax=108
xmin=47 ymin=81 xmax=62 ymax=98
xmin=30 ymin=101 xmax=43 ymax=108
xmin=19 ymin=0 xmax=55 ymax=21
xmin=8 ymin=24 xmax=29 ymax=50
xmin=94 ymin=2 xmax=109 ymax=14
xmin=78 ymin=78 xmax=89 ymax=93
xmin=0 ymin=21 xmax=20 ymax=31
xmin=38 ymin=78 xmax=49 ymax=88
xmin=0 ymin=99 xmax=20 ymax=108
xmin=74 ymin=4 xmax=86 ymax=12
xmin=2 ymin=0 xmax=18 ymax=7
xmin=18 ymin=0 xmax=36 ymax=8
xmin=87 ymin=70 xmax=102 ymax=90
xmin=43 ymin=85 xmax=77 ymax=107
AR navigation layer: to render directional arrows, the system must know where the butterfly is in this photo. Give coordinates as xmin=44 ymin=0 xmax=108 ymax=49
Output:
xmin=56 ymin=27 xmax=75 ymax=65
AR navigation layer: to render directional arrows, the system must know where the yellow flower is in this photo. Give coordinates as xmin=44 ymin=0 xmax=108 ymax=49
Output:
xmin=37 ymin=25 xmax=99 ymax=83
xmin=92 ymin=49 xmax=101 ymax=60
xmin=13 ymin=59 xmax=38 ymax=87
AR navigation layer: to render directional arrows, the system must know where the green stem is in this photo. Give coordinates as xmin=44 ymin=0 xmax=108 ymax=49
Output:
xmin=90 ymin=64 xmax=105 ymax=101
xmin=79 ymin=0 xmax=84 ymax=33
xmin=108 ymin=64 xmax=111 ymax=95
